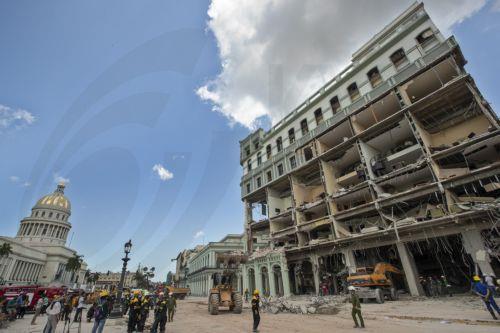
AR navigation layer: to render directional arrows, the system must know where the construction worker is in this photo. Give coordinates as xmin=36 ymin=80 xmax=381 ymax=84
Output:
xmin=472 ymin=275 xmax=500 ymax=320
xmin=348 ymin=286 xmax=365 ymax=329
xmin=251 ymin=289 xmax=260 ymax=333
xmin=166 ymin=292 xmax=177 ymax=322
xmin=138 ymin=294 xmax=151 ymax=332
xmin=150 ymin=292 xmax=168 ymax=333
xmin=92 ymin=290 xmax=110 ymax=333
xmin=128 ymin=290 xmax=142 ymax=333
xmin=123 ymin=292 xmax=130 ymax=315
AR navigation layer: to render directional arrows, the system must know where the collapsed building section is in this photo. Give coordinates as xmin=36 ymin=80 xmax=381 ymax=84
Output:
xmin=239 ymin=3 xmax=500 ymax=298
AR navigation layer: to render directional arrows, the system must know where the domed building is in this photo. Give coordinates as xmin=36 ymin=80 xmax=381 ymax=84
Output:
xmin=0 ymin=183 xmax=88 ymax=287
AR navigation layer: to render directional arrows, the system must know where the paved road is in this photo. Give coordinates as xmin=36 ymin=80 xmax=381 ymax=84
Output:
xmin=3 ymin=295 xmax=500 ymax=332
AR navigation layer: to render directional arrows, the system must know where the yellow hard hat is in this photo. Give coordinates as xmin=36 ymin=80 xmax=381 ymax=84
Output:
xmin=472 ymin=275 xmax=481 ymax=282
xmin=133 ymin=290 xmax=140 ymax=295
xmin=253 ymin=289 xmax=259 ymax=295
xmin=100 ymin=290 xmax=109 ymax=297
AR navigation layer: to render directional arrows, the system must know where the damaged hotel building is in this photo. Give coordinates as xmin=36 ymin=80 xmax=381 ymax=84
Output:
xmin=239 ymin=3 xmax=500 ymax=298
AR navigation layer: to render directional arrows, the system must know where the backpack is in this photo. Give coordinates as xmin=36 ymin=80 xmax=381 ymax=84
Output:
xmin=94 ymin=300 xmax=106 ymax=320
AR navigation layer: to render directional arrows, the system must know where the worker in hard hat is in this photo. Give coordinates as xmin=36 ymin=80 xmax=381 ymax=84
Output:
xmin=91 ymin=290 xmax=110 ymax=333
xmin=137 ymin=294 xmax=151 ymax=332
xmin=348 ymin=286 xmax=365 ymax=329
xmin=251 ymin=290 xmax=260 ymax=332
xmin=472 ymin=275 xmax=500 ymax=320
xmin=151 ymin=292 xmax=168 ymax=333
xmin=166 ymin=292 xmax=177 ymax=322
xmin=128 ymin=290 xmax=143 ymax=333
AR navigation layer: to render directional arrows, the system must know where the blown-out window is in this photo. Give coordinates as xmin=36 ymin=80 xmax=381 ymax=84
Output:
xmin=300 ymin=119 xmax=309 ymax=135
xmin=314 ymin=108 xmax=323 ymax=125
xmin=276 ymin=137 xmax=283 ymax=152
xmin=288 ymin=128 xmax=295 ymax=144
xmin=347 ymin=82 xmax=360 ymax=101
xmin=330 ymin=96 xmax=340 ymax=114
xmin=266 ymin=144 xmax=272 ymax=159
xmin=390 ymin=48 xmax=408 ymax=70
xmin=367 ymin=67 xmax=382 ymax=88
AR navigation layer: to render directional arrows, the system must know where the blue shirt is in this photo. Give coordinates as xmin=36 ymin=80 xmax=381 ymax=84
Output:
xmin=473 ymin=281 xmax=488 ymax=296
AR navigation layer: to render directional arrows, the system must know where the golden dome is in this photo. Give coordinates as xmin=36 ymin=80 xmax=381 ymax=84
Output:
xmin=34 ymin=183 xmax=71 ymax=212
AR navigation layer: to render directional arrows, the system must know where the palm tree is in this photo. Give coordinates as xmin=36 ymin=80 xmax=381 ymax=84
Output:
xmin=133 ymin=270 xmax=147 ymax=289
xmin=0 ymin=243 xmax=13 ymax=257
xmin=66 ymin=254 xmax=83 ymax=282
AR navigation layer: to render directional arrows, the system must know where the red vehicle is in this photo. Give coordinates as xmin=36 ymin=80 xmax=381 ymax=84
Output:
xmin=0 ymin=285 xmax=68 ymax=310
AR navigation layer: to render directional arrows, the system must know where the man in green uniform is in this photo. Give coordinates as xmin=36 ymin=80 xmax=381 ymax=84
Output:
xmin=166 ymin=292 xmax=177 ymax=322
xmin=150 ymin=292 xmax=167 ymax=333
xmin=348 ymin=286 xmax=365 ymax=329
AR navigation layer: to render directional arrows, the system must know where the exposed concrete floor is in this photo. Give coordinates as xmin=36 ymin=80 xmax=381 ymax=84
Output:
xmin=4 ymin=294 xmax=500 ymax=332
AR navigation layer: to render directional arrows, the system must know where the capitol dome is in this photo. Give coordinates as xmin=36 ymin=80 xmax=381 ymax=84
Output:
xmin=34 ymin=183 xmax=71 ymax=213
xmin=16 ymin=183 xmax=73 ymax=246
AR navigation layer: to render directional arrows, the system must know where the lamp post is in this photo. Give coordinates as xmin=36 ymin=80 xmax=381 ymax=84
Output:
xmin=109 ymin=239 xmax=132 ymax=318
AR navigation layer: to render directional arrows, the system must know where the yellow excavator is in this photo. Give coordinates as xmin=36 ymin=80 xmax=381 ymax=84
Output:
xmin=347 ymin=262 xmax=403 ymax=303
xmin=208 ymin=252 xmax=247 ymax=315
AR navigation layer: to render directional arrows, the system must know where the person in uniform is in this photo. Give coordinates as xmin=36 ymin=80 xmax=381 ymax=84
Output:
xmin=348 ymin=286 xmax=365 ymax=329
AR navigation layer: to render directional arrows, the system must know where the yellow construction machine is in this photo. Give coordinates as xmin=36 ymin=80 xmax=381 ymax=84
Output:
xmin=208 ymin=252 xmax=247 ymax=315
xmin=347 ymin=262 xmax=403 ymax=303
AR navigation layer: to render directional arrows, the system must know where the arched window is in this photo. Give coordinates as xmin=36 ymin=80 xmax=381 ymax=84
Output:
xmin=257 ymin=152 xmax=262 ymax=166
xmin=347 ymin=82 xmax=360 ymax=101
xmin=48 ymin=212 xmax=53 ymax=218
xmin=390 ymin=48 xmax=408 ymax=70
xmin=41 ymin=211 xmax=45 ymax=217
xmin=367 ymin=67 xmax=382 ymax=88
xmin=56 ymin=213 xmax=60 ymax=220
xmin=266 ymin=144 xmax=272 ymax=159
xmin=288 ymin=128 xmax=295 ymax=144
xmin=276 ymin=137 xmax=283 ymax=152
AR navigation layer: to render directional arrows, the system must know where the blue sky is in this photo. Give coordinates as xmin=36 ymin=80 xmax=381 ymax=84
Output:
xmin=0 ymin=1 xmax=499 ymax=280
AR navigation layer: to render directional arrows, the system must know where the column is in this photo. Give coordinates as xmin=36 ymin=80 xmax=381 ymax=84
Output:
xmin=342 ymin=249 xmax=357 ymax=274
xmin=242 ymin=265 xmax=249 ymax=293
xmin=267 ymin=263 xmax=277 ymax=297
xmin=396 ymin=242 xmax=424 ymax=296
xmin=462 ymin=230 xmax=495 ymax=276
xmin=310 ymin=255 xmax=320 ymax=296
xmin=255 ymin=265 xmax=263 ymax=294
xmin=282 ymin=267 xmax=292 ymax=297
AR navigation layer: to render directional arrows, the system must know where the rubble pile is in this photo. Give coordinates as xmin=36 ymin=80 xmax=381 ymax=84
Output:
xmin=261 ymin=295 xmax=348 ymax=315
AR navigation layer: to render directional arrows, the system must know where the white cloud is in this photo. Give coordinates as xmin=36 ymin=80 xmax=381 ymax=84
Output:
xmin=194 ymin=230 xmax=205 ymax=239
xmin=54 ymin=173 xmax=70 ymax=184
xmin=198 ymin=0 xmax=486 ymax=129
xmin=9 ymin=176 xmax=31 ymax=187
xmin=9 ymin=176 xmax=20 ymax=183
xmin=152 ymin=163 xmax=174 ymax=181
xmin=0 ymin=104 xmax=35 ymax=132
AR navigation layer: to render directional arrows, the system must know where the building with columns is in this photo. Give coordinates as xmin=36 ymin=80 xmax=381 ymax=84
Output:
xmin=0 ymin=183 xmax=88 ymax=287
xmin=94 ymin=271 xmax=136 ymax=291
xmin=185 ymin=234 xmax=244 ymax=297
xmin=239 ymin=2 xmax=500 ymax=298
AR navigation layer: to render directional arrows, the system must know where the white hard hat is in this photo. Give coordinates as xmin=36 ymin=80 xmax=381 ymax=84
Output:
xmin=347 ymin=286 xmax=356 ymax=291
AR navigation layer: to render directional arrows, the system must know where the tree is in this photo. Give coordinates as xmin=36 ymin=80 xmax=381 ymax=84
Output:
xmin=0 ymin=243 xmax=13 ymax=257
xmin=133 ymin=270 xmax=147 ymax=289
xmin=66 ymin=254 xmax=83 ymax=282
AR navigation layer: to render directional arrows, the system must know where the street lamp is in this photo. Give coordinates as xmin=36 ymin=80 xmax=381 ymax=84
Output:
xmin=109 ymin=239 xmax=132 ymax=318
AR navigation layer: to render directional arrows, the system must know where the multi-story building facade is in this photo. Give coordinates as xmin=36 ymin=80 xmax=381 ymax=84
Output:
xmin=185 ymin=234 xmax=244 ymax=297
xmin=94 ymin=271 xmax=136 ymax=291
xmin=240 ymin=2 xmax=500 ymax=298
